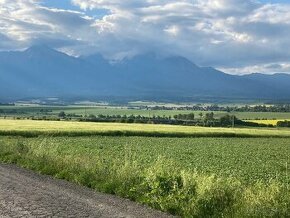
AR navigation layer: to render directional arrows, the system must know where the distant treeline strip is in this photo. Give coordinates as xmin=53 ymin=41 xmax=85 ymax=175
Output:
xmin=277 ymin=120 xmax=290 ymax=127
xmin=76 ymin=113 xmax=274 ymax=128
xmin=143 ymin=104 xmax=290 ymax=112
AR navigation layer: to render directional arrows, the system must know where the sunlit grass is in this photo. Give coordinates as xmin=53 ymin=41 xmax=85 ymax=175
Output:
xmin=246 ymin=119 xmax=290 ymax=126
xmin=0 ymin=119 xmax=290 ymax=138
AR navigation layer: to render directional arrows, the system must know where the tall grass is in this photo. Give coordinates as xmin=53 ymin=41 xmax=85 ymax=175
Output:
xmin=0 ymin=137 xmax=289 ymax=217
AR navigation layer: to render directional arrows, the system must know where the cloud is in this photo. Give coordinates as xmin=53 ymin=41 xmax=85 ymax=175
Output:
xmin=0 ymin=0 xmax=97 ymax=50
xmin=1 ymin=0 xmax=290 ymax=74
xmin=220 ymin=62 xmax=290 ymax=75
xmin=70 ymin=0 xmax=290 ymax=73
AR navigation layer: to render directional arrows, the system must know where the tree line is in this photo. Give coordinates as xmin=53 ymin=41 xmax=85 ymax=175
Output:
xmin=140 ymin=104 xmax=290 ymax=113
xmin=277 ymin=120 xmax=290 ymax=127
xmin=67 ymin=112 xmax=272 ymax=128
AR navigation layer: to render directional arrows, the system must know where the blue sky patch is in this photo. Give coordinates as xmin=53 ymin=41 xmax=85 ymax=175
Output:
xmin=40 ymin=0 xmax=109 ymax=18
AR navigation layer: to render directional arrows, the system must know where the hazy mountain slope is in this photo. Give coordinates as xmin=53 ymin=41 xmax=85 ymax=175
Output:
xmin=0 ymin=46 xmax=290 ymax=101
xmin=106 ymin=54 xmax=281 ymax=98
xmin=0 ymin=46 xmax=118 ymax=98
xmin=243 ymin=73 xmax=290 ymax=95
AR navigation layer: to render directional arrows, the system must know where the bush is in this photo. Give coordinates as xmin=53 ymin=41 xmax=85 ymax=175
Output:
xmin=277 ymin=120 xmax=290 ymax=127
xmin=58 ymin=111 xmax=66 ymax=118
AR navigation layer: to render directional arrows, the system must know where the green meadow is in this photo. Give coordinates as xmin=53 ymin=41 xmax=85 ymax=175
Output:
xmin=0 ymin=119 xmax=289 ymax=217
xmin=2 ymin=105 xmax=290 ymax=120
xmin=1 ymin=119 xmax=290 ymax=137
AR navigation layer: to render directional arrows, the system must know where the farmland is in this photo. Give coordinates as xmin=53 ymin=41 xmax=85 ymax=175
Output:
xmin=2 ymin=105 xmax=290 ymax=120
xmin=0 ymin=105 xmax=214 ymax=117
xmin=246 ymin=119 xmax=290 ymax=126
xmin=0 ymin=118 xmax=289 ymax=217
xmin=0 ymin=134 xmax=289 ymax=217
xmin=1 ymin=136 xmax=288 ymax=183
xmin=1 ymin=119 xmax=290 ymax=137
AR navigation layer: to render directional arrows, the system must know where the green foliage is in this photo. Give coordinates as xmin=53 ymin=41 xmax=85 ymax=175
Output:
xmin=220 ymin=114 xmax=236 ymax=127
xmin=1 ymin=136 xmax=290 ymax=182
xmin=58 ymin=111 xmax=66 ymax=118
xmin=2 ymin=105 xmax=290 ymax=120
xmin=0 ymin=119 xmax=289 ymax=138
xmin=0 ymin=136 xmax=289 ymax=217
xmin=277 ymin=120 xmax=290 ymax=127
xmin=173 ymin=113 xmax=195 ymax=120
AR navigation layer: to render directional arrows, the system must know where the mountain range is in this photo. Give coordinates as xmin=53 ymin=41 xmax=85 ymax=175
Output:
xmin=1 ymin=45 xmax=290 ymax=102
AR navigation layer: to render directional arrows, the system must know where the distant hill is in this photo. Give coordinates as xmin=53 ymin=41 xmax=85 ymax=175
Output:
xmin=1 ymin=45 xmax=290 ymax=102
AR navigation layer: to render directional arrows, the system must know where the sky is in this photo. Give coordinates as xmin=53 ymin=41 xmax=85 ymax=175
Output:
xmin=1 ymin=0 xmax=290 ymax=75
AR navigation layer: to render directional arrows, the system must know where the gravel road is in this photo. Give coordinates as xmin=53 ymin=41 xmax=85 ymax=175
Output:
xmin=0 ymin=164 xmax=172 ymax=218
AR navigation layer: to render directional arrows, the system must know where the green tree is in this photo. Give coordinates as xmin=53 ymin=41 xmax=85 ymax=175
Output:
xmin=220 ymin=115 xmax=238 ymax=127
xmin=187 ymin=113 xmax=195 ymax=120
xmin=58 ymin=111 xmax=66 ymax=118
xmin=204 ymin=112 xmax=214 ymax=126
xmin=198 ymin=112 xmax=203 ymax=120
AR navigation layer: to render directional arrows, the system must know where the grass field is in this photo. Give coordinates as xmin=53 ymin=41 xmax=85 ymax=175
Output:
xmin=2 ymin=105 xmax=290 ymax=120
xmin=246 ymin=119 xmax=290 ymax=126
xmin=232 ymin=112 xmax=290 ymax=120
xmin=0 ymin=119 xmax=289 ymax=217
xmin=0 ymin=135 xmax=289 ymax=217
xmin=1 ymin=119 xmax=290 ymax=137
xmin=1 ymin=136 xmax=288 ymax=182
xmin=0 ymin=105 xmax=214 ymax=117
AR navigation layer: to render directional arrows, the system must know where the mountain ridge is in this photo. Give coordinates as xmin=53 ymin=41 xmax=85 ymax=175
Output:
xmin=1 ymin=46 xmax=290 ymax=102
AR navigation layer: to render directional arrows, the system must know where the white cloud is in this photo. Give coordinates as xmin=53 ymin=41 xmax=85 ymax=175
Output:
xmin=248 ymin=4 xmax=290 ymax=24
xmin=0 ymin=0 xmax=97 ymax=50
xmin=220 ymin=62 xmax=290 ymax=75
xmin=1 ymin=0 xmax=290 ymax=74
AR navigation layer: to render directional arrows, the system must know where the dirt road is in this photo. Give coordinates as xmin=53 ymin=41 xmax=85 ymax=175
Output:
xmin=0 ymin=164 xmax=172 ymax=218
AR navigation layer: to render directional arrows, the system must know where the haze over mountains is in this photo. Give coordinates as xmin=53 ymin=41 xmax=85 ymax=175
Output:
xmin=1 ymin=45 xmax=290 ymax=102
